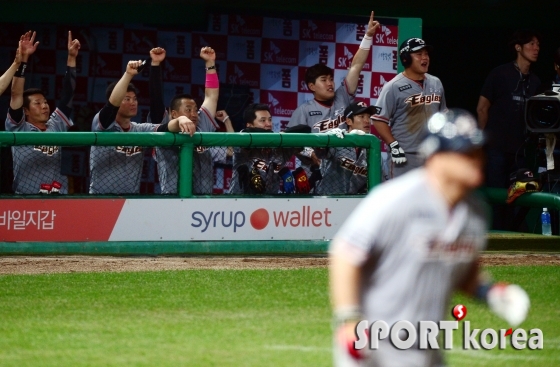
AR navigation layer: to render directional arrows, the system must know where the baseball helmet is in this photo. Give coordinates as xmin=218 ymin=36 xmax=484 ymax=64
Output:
xmin=399 ymin=38 xmax=433 ymax=67
xmin=419 ymin=109 xmax=486 ymax=159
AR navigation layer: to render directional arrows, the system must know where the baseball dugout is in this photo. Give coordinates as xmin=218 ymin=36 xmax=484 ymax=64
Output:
xmin=0 ymin=132 xmax=382 ymax=197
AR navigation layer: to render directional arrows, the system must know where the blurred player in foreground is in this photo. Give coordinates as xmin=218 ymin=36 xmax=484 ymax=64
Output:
xmin=329 ymin=109 xmax=530 ymax=367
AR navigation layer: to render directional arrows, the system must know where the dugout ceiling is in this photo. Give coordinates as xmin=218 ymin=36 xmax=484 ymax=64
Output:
xmin=0 ymin=1 xmax=556 ymax=29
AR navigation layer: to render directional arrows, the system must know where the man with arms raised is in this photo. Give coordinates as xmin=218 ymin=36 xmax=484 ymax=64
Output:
xmin=89 ymin=48 xmax=195 ymax=194
xmin=289 ymin=11 xmax=380 ymax=133
xmin=153 ymin=46 xmax=233 ymax=195
xmin=6 ymin=31 xmax=80 ymax=194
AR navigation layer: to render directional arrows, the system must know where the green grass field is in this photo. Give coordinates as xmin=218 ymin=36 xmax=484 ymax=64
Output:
xmin=0 ymin=266 xmax=558 ymax=366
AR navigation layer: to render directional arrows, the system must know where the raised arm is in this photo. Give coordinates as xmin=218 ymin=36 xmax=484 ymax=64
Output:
xmin=345 ymin=11 xmax=380 ymax=95
xmin=97 ymin=60 xmax=141 ymax=129
xmin=58 ymin=31 xmax=80 ymax=116
xmin=200 ymin=46 xmax=218 ymax=117
xmin=0 ymin=41 xmax=22 ymax=96
xmin=109 ymin=60 xmax=141 ymax=107
xmin=149 ymin=47 xmax=166 ymax=124
xmin=216 ymin=110 xmax=234 ymax=132
xmin=10 ymin=31 xmax=39 ymax=110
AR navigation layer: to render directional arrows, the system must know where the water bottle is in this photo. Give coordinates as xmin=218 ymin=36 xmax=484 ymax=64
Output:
xmin=541 ymin=208 xmax=552 ymax=236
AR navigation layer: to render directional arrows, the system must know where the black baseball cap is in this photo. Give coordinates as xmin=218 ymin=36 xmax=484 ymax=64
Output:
xmin=344 ymin=101 xmax=381 ymax=119
xmin=510 ymin=168 xmax=537 ymax=183
xmin=399 ymin=38 xmax=433 ymax=56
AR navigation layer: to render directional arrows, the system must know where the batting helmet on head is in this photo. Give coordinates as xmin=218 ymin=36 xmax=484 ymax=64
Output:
xmin=399 ymin=38 xmax=433 ymax=68
xmin=419 ymin=109 xmax=486 ymax=159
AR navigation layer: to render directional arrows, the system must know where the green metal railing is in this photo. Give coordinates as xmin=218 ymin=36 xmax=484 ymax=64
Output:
xmin=479 ymin=187 xmax=560 ymax=212
xmin=0 ymin=132 xmax=382 ymax=197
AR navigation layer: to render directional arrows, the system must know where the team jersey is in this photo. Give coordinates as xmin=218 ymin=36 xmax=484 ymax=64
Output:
xmin=315 ymin=146 xmax=367 ymax=195
xmin=154 ymin=107 xmax=219 ymax=194
xmin=5 ymin=108 xmax=73 ymax=194
xmin=288 ymin=79 xmax=354 ymax=133
xmin=331 ymin=168 xmax=487 ymax=367
xmin=373 ymin=73 xmax=446 ymax=153
xmin=89 ymin=113 xmax=160 ymax=194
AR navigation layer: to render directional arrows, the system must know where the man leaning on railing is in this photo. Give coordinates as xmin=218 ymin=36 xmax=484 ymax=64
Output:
xmin=88 ymin=48 xmax=195 ymax=195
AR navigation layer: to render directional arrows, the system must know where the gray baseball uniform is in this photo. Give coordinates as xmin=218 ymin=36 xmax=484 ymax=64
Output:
xmin=154 ymin=107 xmax=220 ymax=194
xmin=316 ymin=146 xmax=367 ymax=195
xmin=373 ymin=73 xmax=446 ymax=177
xmin=89 ymin=114 xmax=160 ymax=194
xmin=5 ymin=108 xmax=73 ymax=194
xmin=288 ymin=79 xmax=354 ymax=133
xmin=331 ymin=168 xmax=487 ymax=367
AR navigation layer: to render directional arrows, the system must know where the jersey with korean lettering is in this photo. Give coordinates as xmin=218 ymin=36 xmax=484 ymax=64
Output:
xmin=331 ymin=168 xmax=487 ymax=367
xmin=154 ymin=107 xmax=219 ymax=194
xmin=315 ymin=146 xmax=367 ymax=195
xmin=5 ymin=108 xmax=73 ymax=194
xmin=373 ymin=73 xmax=446 ymax=153
xmin=89 ymin=114 xmax=160 ymax=194
xmin=287 ymin=79 xmax=354 ymax=133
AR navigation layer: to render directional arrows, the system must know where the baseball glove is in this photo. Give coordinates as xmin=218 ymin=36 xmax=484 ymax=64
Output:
xmin=506 ymin=180 xmax=540 ymax=204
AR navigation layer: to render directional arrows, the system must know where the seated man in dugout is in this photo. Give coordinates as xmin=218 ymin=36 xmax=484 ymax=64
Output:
xmin=89 ymin=48 xmax=195 ymax=195
xmin=315 ymin=101 xmax=379 ymax=195
xmin=229 ymin=103 xmax=313 ymax=195
xmin=5 ymin=31 xmax=79 ymax=194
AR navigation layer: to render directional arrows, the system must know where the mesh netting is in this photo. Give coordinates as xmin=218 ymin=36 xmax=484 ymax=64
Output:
xmin=4 ymin=144 xmax=369 ymax=196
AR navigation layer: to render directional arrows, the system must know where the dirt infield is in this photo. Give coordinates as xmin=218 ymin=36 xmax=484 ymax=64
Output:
xmin=0 ymin=253 xmax=559 ymax=275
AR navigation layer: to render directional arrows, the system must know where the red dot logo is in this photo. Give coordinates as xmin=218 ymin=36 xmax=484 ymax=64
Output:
xmin=250 ymin=208 xmax=269 ymax=230
xmin=452 ymin=304 xmax=467 ymax=321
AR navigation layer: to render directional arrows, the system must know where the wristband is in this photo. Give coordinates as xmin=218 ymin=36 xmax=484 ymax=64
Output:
xmin=334 ymin=305 xmax=364 ymax=326
xmin=223 ymin=116 xmax=230 ymax=123
xmin=205 ymin=72 xmax=219 ymax=88
xmin=359 ymin=35 xmax=373 ymax=50
xmin=15 ymin=62 xmax=27 ymax=78
xmin=205 ymin=65 xmax=216 ymax=71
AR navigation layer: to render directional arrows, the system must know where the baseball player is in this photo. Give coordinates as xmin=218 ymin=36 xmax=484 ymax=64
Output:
xmin=288 ymin=11 xmax=379 ymax=134
xmin=330 ymin=109 xmax=530 ymax=367
xmin=372 ymin=37 xmax=447 ymax=179
xmin=229 ymin=103 xmax=282 ymax=195
xmin=89 ymin=48 xmax=195 ymax=194
xmin=152 ymin=46 xmax=233 ymax=195
xmin=5 ymin=31 xmax=79 ymax=194
xmin=315 ymin=101 xmax=380 ymax=195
